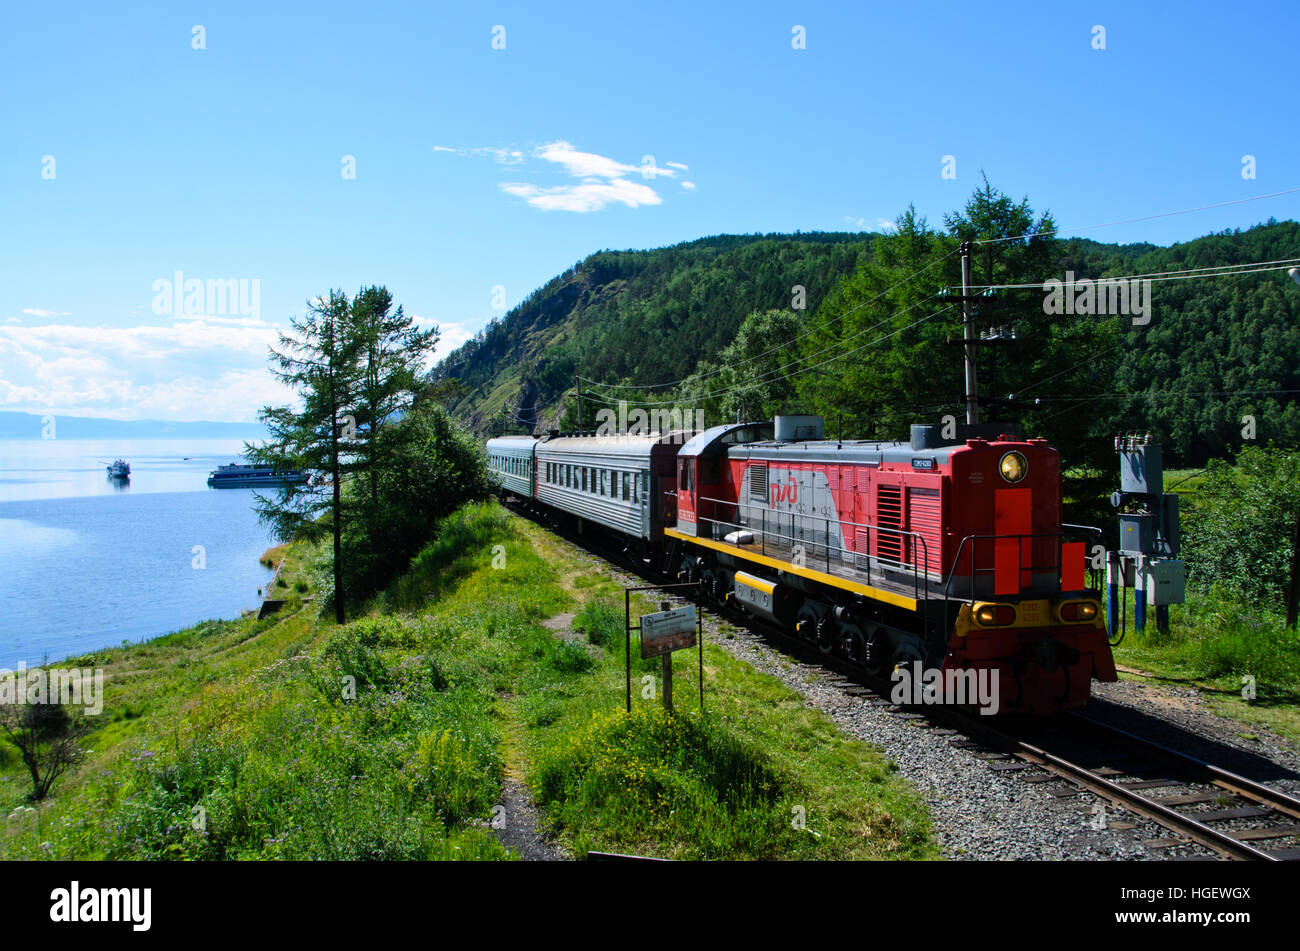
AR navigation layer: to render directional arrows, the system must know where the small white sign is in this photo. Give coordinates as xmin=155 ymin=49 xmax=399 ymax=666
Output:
xmin=641 ymin=606 xmax=697 ymax=658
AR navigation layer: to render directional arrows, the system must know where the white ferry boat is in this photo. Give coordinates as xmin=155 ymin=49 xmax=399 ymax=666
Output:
xmin=207 ymin=463 xmax=309 ymax=489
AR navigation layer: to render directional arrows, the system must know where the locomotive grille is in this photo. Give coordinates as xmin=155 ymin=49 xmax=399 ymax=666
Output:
xmin=877 ymin=485 xmax=904 ymax=563
xmin=749 ymin=464 xmax=768 ymax=502
xmin=855 ymin=529 xmax=870 ymax=570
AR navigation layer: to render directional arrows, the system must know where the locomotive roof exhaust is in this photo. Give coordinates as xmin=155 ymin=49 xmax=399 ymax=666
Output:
xmin=773 ymin=415 xmax=824 ymax=442
xmin=910 ymin=421 xmax=1024 ymax=450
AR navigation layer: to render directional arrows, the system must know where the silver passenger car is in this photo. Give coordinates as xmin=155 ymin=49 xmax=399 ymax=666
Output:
xmin=535 ymin=433 xmax=686 ymax=541
xmin=486 ymin=435 xmax=539 ymax=498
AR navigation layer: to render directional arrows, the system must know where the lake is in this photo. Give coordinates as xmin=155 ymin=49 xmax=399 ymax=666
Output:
xmin=0 ymin=439 xmax=280 ymax=668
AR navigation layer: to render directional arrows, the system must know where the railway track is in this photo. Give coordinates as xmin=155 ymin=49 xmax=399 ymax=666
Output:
xmin=985 ymin=714 xmax=1300 ymax=861
xmin=518 ymin=501 xmax=1300 ymax=861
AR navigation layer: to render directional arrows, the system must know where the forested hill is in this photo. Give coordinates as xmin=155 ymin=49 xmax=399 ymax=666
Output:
xmin=432 ymin=233 xmax=873 ymax=432
xmin=432 ymin=211 xmax=1300 ymax=468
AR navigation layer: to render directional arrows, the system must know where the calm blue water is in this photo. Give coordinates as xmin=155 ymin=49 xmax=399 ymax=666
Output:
xmin=0 ymin=439 xmax=278 ymax=667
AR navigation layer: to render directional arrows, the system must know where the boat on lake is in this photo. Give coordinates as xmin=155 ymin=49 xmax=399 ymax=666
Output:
xmin=106 ymin=459 xmax=130 ymax=479
xmin=207 ymin=463 xmax=309 ymax=489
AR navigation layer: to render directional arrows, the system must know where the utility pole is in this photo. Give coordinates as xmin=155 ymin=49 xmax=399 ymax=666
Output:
xmin=1288 ymin=498 xmax=1300 ymax=630
xmin=961 ymin=240 xmax=979 ymax=425
xmin=1287 ymin=269 xmax=1300 ymax=629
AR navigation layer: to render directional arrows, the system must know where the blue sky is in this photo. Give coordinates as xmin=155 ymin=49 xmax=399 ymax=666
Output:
xmin=3 ymin=0 xmax=1297 ymax=422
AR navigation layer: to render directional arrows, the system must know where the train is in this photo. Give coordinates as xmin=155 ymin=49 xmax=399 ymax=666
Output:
xmin=486 ymin=414 xmax=1116 ymax=715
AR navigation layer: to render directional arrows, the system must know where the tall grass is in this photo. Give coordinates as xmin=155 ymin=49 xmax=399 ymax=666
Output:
xmin=1123 ymin=586 xmax=1300 ymax=693
xmin=534 ymin=706 xmax=802 ymax=859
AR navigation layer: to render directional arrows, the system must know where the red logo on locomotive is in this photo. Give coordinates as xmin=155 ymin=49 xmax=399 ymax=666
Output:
xmin=771 ymin=480 xmax=799 ymax=505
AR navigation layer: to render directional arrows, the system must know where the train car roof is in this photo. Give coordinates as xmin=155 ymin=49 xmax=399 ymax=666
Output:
xmin=485 ymin=435 xmax=540 ymax=452
xmin=537 ymin=432 xmax=693 ymax=459
xmin=727 ymin=439 xmax=963 ymax=466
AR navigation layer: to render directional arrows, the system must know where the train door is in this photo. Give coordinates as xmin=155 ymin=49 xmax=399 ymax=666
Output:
xmin=675 ymin=457 xmax=697 ymax=535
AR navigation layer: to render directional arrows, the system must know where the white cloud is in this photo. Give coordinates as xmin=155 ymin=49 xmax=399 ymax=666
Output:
xmin=447 ymin=139 xmax=688 ymax=213
xmin=666 ymin=161 xmax=689 ymax=171
xmin=434 ymin=145 xmax=523 ymax=164
xmin=22 ymin=308 xmax=71 ymax=318
xmin=0 ymin=319 xmax=292 ymax=422
xmin=500 ymin=178 xmax=662 ymax=213
xmin=844 ymin=215 xmax=897 ymax=233
xmin=533 ymin=141 xmax=674 ymax=180
xmin=428 ymin=319 xmax=474 ymax=362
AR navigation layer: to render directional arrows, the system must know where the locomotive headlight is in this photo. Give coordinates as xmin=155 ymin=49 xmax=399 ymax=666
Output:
xmin=974 ymin=604 xmax=1017 ymax=626
xmin=999 ymin=451 xmax=1028 ymax=483
xmin=1057 ymin=600 xmax=1099 ymax=623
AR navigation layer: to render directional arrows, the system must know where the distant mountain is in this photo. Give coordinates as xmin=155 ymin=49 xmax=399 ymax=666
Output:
xmin=0 ymin=412 xmax=270 ymax=440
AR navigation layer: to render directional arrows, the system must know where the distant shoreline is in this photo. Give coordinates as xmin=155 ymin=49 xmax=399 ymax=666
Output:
xmin=0 ymin=410 xmax=269 ymax=441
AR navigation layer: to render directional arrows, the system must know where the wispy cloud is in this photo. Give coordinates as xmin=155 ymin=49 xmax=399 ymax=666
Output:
xmin=501 ymin=178 xmax=662 ymax=213
xmin=433 ymin=145 xmax=524 ymax=164
xmin=844 ymin=215 xmax=897 ymax=232
xmin=441 ymin=139 xmax=691 ymax=213
xmin=22 ymin=308 xmax=71 ymax=318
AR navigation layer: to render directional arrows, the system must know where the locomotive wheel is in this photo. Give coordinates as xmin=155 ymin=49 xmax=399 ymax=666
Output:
xmin=815 ymin=613 xmax=837 ymax=654
xmin=844 ymin=621 xmax=886 ymax=675
xmin=793 ymin=604 xmax=820 ymax=644
xmin=711 ymin=568 xmax=734 ymax=608
xmin=698 ymin=567 xmax=717 ymax=604
xmin=841 ymin=621 xmax=867 ymax=667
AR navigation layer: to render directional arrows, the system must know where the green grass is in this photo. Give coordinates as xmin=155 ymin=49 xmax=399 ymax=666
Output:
xmin=509 ymin=520 xmax=935 ymax=861
xmin=1111 ymin=585 xmax=1300 ymax=743
xmin=0 ymin=501 xmax=937 ymax=861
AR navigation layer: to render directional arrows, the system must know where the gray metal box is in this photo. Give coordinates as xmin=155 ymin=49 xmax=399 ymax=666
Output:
xmin=1144 ymin=559 xmax=1186 ymax=606
xmin=1119 ymin=513 xmax=1156 ymax=554
xmin=1120 ymin=444 xmax=1163 ymax=495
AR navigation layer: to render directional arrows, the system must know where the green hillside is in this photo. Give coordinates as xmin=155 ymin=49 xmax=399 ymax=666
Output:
xmin=433 ymin=189 xmax=1300 ymax=470
xmin=433 ymin=233 xmax=874 ymax=432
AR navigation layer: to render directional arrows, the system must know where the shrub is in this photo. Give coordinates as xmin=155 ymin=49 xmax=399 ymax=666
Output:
xmin=1180 ymin=446 xmax=1300 ymax=609
xmin=549 ymin=639 xmax=595 ymax=673
xmin=404 ymin=728 xmax=501 ymax=826
xmin=572 ymin=601 xmax=622 ymax=648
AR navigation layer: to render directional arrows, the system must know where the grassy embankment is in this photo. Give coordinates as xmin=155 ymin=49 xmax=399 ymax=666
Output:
xmin=1105 ymin=469 xmax=1300 ymax=744
xmin=0 ymin=502 xmax=934 ymax=860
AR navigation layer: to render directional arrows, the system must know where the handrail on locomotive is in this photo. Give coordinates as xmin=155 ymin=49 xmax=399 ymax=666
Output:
xmin=692 ymin=492 xmax=1103 ymax=608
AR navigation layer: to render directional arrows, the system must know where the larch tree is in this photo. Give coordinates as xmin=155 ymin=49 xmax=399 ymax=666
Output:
xmin=247 ymin=290 xmax=361 ymax=624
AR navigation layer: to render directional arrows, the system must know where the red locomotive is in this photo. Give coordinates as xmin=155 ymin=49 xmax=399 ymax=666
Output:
xmin=488 ymin=414 xmax=1116 ymax=714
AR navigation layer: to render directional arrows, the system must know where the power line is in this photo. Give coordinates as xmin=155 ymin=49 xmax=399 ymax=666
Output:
xmin=577 ymin=246 xmax=962 ymax=393
xmin=585 ymin=301 xmax=953 ymax=408
xmin=973 ymin=186 xmax=1300 ymax=246
xmin=580 ymin=291 xmax=947 ymax=406
xmin=967 ymin=259 xmax=1300 ymax=292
